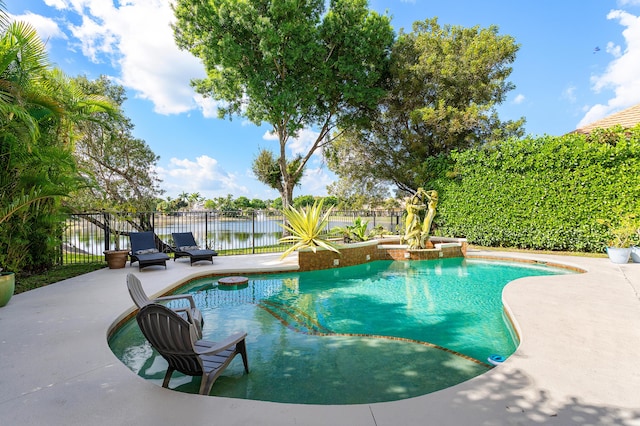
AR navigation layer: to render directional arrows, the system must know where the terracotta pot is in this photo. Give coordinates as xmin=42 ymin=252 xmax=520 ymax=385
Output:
xmin=0 ymin=271 xmax=15 ymax=307
xmin=104 ymin=250 xmax=129 ymax=269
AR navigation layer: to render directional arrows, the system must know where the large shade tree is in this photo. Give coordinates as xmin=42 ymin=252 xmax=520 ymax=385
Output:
xmin=71 ymin=75 xmax=163 ymax=214
xmin=172 ymin=0 xmax=395 ymax=208
xmin=68 ymin=75 xmax=164 ymax=240
xmin=326 ymin=18 xmax=525 ymax=195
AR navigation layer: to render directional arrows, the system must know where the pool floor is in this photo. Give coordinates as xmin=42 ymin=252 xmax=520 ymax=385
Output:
xmin=109 ymin=258 xmax=571 ymax=404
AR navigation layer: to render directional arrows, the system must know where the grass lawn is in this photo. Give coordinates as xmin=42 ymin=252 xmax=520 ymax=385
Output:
xmin=15 ymin=262 xmax=105 ymax=294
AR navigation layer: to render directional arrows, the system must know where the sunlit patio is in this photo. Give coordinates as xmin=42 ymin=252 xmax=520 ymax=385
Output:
xmin=1 ymin=250 xmax=639 ymax=425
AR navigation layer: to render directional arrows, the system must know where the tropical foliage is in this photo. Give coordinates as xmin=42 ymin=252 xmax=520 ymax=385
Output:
xmin=332 ymin=217 xmax=371 ymax=243
xmin=278 ymin=200 xmax=341 ymax=259
xmin=0 ymin=3 xmax=113 ymax=272
xmin=431 ymin=126 xmax=640 ymax=252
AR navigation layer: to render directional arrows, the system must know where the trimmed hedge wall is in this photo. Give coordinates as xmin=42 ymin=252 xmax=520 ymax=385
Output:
xmin=431 ymin=126 xmax=640 ymax=252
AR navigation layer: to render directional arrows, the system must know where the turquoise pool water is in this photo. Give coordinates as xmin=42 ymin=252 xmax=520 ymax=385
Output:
xmin=109 ymin=257 xmax=573 ymax=404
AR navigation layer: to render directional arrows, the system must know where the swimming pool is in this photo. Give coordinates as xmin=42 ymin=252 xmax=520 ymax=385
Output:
xmin=108 ymin=257 xmax=573 ymax=404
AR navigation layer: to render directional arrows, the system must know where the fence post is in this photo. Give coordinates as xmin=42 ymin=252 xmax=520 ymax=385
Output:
xmin=252 ymin=210 xmax=256 ymax=254
xmin=104 ymin=212 xmax=111 ymax=251
xmin=205 ymin=211 xmax=209 ymax=249
xmin=58 ymin=227 xmax=64 ymax=266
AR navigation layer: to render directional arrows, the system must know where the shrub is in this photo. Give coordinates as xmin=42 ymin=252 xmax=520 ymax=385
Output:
xmin=430 ymin=125 xmax=640 ymax=252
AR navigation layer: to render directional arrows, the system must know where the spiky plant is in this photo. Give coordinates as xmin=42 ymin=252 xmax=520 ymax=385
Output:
xmin=278 ymin=200 xmax=341 ymax=259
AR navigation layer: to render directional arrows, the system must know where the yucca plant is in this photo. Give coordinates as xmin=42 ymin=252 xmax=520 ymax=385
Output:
xmin=278 ymin=200 xmax=341 ymax=259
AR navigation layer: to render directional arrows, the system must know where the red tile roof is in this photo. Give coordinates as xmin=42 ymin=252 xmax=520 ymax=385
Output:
xmin=574 ymin=103 xmax=640 ymax=134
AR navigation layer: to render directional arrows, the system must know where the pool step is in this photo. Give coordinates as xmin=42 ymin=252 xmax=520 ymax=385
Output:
xmin=258 ymin=300 xmax=333 ymax=335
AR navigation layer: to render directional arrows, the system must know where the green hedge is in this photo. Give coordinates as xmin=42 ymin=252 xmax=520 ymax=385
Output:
xmin=431 ymin=126 xmax=640 ymax=252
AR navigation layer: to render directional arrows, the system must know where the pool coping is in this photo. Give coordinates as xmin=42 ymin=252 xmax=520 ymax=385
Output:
xmin=1 ymin=250 xmax=639 ymax=425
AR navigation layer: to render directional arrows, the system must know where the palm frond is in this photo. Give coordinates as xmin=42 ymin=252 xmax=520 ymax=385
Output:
xmin=0 ymin=187 xmax=63 ymax=225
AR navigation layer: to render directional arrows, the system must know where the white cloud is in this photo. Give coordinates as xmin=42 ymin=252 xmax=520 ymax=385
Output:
xmin=606 ymin=41 xmax=622 ymax=58
xmin=156 ymin=155 xmax=248 ymax=198
xmin=288 ymin=129 xmax=320 ymax=156
xmin=194 ymin=94 xmax=223 ymax=119
xmin=512 ymin=94 xmax=525 ymax=104
xmin=562 ymin=85 xmax=577 ymax=103
xmin=43 ymin=0 xmax=71 ymax=9
xmin=618 ymin=0 xmax=640 ymax=6
xmin=299 ymin=166 xmax=332 ymax=196
xmin=10 ymin=12 xmax=66 ymax=42
xmin=47 ymin=0 xmax=208 ymax=116
xmin=262 ymin=128 xmax=321 ymax=157
xmin=262 ymin=130 xmax=278 ymax=141
xmin=578 ymin=9 xmax=640 ymax=128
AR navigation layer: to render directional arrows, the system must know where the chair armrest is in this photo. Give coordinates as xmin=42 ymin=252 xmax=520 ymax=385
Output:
xmin=173 ymin=307 xmax=196 ymax=323
xmin=155 ymin=293 xmax=197 ymax=309
xmin=194 ymin=332 xmax=247 ymax=356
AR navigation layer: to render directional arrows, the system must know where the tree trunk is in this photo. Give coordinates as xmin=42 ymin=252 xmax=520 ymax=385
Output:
xmin=279 ymin=180 xmax=295 ymax=237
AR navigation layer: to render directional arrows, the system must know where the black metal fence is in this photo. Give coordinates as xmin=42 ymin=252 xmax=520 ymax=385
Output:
xmin=62 ymin=210 xmax=404 ymax=265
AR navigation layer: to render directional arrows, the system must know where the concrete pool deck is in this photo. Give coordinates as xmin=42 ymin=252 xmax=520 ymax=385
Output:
xmin=1 ymin=249 xmax=639 ymax=425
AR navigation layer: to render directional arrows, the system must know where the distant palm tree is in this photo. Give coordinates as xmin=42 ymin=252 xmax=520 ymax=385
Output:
xmin=187 ymin=192 xmax=203 ymax=210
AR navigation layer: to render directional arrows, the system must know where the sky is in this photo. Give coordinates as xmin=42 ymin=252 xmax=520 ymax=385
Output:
xmin=7 ymin=0 xmax=640 ymax=201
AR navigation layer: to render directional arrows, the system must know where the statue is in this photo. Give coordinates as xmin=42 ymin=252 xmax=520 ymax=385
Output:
xmin=401 ymin=188 xmax=438 ymax=249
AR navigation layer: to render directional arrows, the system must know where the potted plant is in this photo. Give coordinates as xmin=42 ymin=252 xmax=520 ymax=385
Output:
xmin=100 ymin=210 xmax=129 ymax=268
xmin=0 ymin=268 xmax=14 ymax=307
xmin=599 ymin=214 xmax=639 ymax=264
xmin=0 ymin=207 xmax=15 ymax=307
xmin=278 ymin=200 xmax=341 ymax=259
xmin=103 ymin=248 xmax=129 ymax=269
xmin=632 ymin=227 xmax=640 ymax=263
xmin=103 ymin=225 xmax=129 ymax=269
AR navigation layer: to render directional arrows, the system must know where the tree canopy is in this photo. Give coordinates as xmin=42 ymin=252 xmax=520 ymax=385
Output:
xmin=326 ymin=18 xmax=525 ymax=195
xmin=172 ymin=0 xmax=395 ymax=208
xmin=71 ymin=75 xmax=163 ymax=213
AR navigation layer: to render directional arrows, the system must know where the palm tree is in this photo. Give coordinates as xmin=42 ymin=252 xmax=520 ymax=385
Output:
xmin=0 ymin=6 xmax=59 ymax=223
xmin=187 ymin=192 xmax=202 ymax=210
xmin=0 ymin=2 xmax=114 ymax=271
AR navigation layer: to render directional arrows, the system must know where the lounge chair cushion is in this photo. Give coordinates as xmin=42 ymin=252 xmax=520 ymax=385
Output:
xmin=135 ymin=252 xmax=169 ymax=261
xmin=135 ymin=248 xmax=159 ymax=255
xmin=179 ymin=245 xmax=200 ymax=251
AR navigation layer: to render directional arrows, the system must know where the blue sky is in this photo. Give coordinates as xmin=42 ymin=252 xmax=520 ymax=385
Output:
xmin=7 ymin=0 xmax=640 ymax=201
